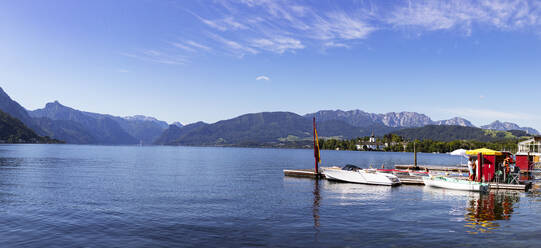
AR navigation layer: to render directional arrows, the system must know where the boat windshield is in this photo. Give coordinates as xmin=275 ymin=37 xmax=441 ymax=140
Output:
xmin=342 ymin=164 xmax=361 ymax=171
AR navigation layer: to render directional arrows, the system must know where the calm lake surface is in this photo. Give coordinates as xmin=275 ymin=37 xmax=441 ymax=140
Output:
xmin=1 ymin=144 xmax=540 ymax=247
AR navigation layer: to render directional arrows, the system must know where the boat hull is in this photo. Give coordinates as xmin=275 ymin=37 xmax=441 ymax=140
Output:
xmin=323 ymin=169 xmax=400 ymax=186
xmin=423 ymin=176 xmax=489 ymax=192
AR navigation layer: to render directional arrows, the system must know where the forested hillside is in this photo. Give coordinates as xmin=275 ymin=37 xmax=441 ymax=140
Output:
xmin=0 ymin=110 xmax=61 ymax=143
xmin=392 ymin=125 xmax=529 ymax=142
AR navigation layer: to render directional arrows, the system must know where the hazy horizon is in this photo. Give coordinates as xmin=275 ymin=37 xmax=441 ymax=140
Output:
xmin=2 ymin=0 xmax=540 ymax=130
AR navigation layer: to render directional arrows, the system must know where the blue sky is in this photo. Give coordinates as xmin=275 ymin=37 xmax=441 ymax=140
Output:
xmin=1 ymin=0 xmax=541 ymax=130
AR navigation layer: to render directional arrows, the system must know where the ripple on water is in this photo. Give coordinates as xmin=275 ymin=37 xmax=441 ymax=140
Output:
xmin=0 ymin=145 xmax=539 ymax=247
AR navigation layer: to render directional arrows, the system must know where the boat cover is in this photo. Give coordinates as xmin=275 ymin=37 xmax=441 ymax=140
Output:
xmin=342 ymin=164 xmax=361 ymax=171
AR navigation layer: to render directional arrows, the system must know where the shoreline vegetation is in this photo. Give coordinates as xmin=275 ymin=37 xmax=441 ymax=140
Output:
xmin=317 ymin=134 xmax=524 ymax=153
xmin=0 ymin=110 xmax=64 ymax=144
xmin=134 ymin=134 xmax=525 ymax=153
xmin=0 ymin=137 xmax=522 ymax=153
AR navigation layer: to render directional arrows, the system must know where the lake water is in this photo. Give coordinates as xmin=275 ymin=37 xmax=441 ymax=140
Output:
xmin=1 ymin=144 xmax=540 ymax=247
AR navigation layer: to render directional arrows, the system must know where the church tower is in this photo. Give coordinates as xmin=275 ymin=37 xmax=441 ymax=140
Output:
xmin=369 ymin=130 xmax=375 ymax=143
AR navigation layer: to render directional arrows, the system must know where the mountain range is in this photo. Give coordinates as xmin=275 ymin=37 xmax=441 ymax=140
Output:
xmin=154 ymin=112 xmax=396 ymax=146
xmin=305 ymin=110 xmax=538 ymax=134
xmin=306 ymin=110 xmax=472 ymax=129
xmin=0 ymin=87 xmax=174 ymax=144
xmin=28 ymin=101 xmax=169 ymax=144
xmin=481 ymin=121 xmax=539 ymax=135
xmin=155 ymin=110 xmax=538 ymax=146
xmin=0 ymin=87 xmax=537 ymax=145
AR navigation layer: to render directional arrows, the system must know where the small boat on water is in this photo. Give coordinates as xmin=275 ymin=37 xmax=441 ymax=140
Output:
xmin=423 ymin=176 xmax=490 ymax=192
xmin=323 ymin=165 xmax=401 ymax=186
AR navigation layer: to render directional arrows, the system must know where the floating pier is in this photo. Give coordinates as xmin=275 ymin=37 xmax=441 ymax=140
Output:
xmin=283 ymin=169 xmax=427 ymax=185
xmin=283 ymin=169 xmax=320 ymax=178
xmin=284 ymin=165 xmax=532 ymax=191
xmin=488 ymin=182 xmax=531 ymax=191
xmin=395 ymin=164 xmax=468 ymax=173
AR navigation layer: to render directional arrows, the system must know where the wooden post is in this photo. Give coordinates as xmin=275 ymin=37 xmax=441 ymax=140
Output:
xmin=414 ymin=140 xmax=418 ymax=169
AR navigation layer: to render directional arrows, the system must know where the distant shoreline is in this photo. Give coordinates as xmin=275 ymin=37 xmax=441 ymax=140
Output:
xmin=3 ymin=143 xmax=463 ymax=156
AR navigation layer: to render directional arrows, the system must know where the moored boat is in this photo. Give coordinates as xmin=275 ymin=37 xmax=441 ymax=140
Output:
xmin=323 ymin=165 xmax=401 ymax=186
xmin=423 ymin=176 xmax=489 ymax=192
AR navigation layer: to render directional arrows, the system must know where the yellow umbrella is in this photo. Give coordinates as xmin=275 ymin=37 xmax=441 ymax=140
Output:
xmin=465 ymin=148 xmax=503 ymax=156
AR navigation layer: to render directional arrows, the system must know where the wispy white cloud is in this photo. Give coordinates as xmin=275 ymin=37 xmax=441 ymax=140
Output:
xmin=131 ymin=0 xmax=541 ymax=63
xmin=480 ymin=0 xmax=538 ymax=29
xmin=200 ymin=16 xmax=248 ymax=31
xmin=170 ymin=40 xmax=212 ymax=53
xmin=313 ymin=11 xmax=376 ymax=40
xmin=124 ymin=39 xmax=214 ymax=65
xmin=251 ymin=37 xmax=304 ymax=53
xmin=171 ymin=42 xmax=196 ymax=52
xmin=185 ymin=40 xmax=211 ymax=51
xmin=195 ymin=0 xmax=376 ymax=55
xmin=121 ymin=50 xmax=188 ymax=65
xmin=208 ymin=33 xmax=258 ymax=57
xmin=324 ymin=41 xmax=350 ymax=48
xmin=385 ymin=0 xmax=541 ymax=35
xmin=386 ymin=2 xmax=474 ymax=33
xmin=256 ymin=75 xmax=270 ymax=81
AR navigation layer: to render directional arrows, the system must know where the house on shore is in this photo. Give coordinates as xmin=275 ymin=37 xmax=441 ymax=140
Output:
xmin=516 ymin=137 xmax=541 ymax=171
xmin=355 ymin=132 xmax=387 ymax=151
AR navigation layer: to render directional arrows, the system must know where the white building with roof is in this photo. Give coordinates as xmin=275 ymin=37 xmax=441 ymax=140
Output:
xmin=517 ymin=137 xmax=541 ymax=156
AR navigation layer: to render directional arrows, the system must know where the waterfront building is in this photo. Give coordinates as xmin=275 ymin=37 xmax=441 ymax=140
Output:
xmin=369 ymin=131 xmax=376 ymax=143
xmin=516 ymin=137 xmax=541 ymax=170
xmin=356 ymin=132 xmax=385 ymax=151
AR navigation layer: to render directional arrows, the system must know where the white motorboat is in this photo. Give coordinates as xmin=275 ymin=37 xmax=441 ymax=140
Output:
xmin=323 ymin=165 xmax=400 ymax=186
xmin=423 ymin=176 xmax=490 ymax=192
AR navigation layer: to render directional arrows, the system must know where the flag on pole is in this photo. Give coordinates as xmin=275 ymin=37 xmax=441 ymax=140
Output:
xmin=313 ymin=118 xmax=321 ymax=164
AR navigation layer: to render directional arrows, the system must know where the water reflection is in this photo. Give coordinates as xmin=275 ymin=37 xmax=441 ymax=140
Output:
xmin=312 ymin=179 xmax=321 ymax=241
xmin=323 ymin=181 xmax=393 ymax=205
xmin=464 ymin=191 xmax=520 ymax=234
xmin=0 ymin=157 xmax=24 ymax=167
xmin=423 ymin=187 xmax=520 ymax=234
xmin=525 ymin=184 xmax=541 ymax=200
xmin=422 ymin=186 xmax=480 ymax=199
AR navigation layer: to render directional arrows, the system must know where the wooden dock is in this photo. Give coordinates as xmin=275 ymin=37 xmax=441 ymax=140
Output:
xmin=283 ymin=169 xmax=320 ymax=178
xmin=489 ymin=182 xmax=531 ymax=191
xmin=282 ymin=169 xmax=427 ymax=185
xmin=283 ymin=167 xmax=532 ymax=191
xmin=395 ymin=164 xmax=468 ymax=173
